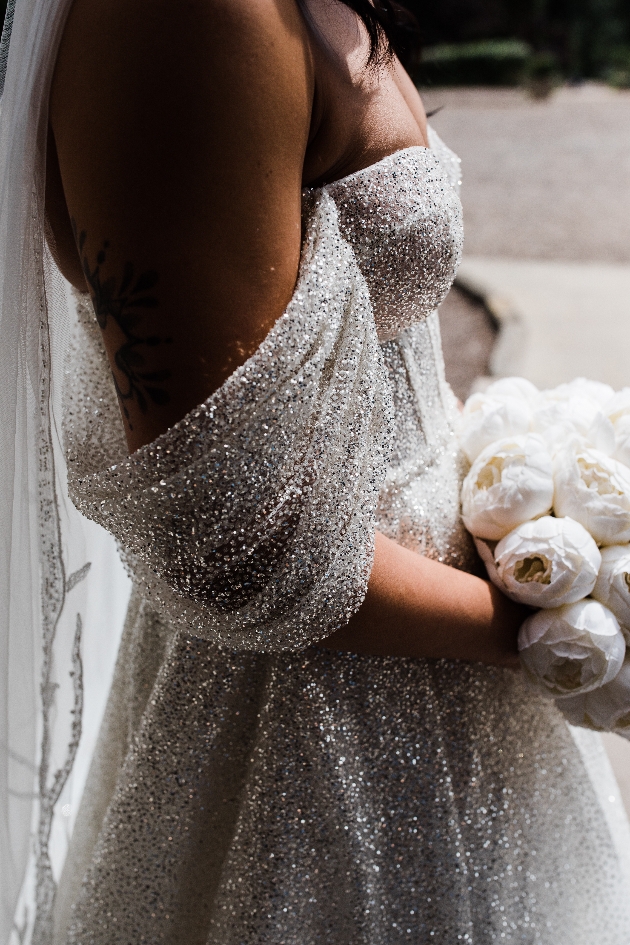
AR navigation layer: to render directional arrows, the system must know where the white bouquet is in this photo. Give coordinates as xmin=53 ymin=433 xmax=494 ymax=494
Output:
xmin=557 ymin=657 xmax=630 ymax=738
xmin=461 ymin=434 xmax=554 ymax=540
xmin=591 ymin=545 xmax=630 ymax=641
xmin=458 ymin=391 xmax=531 ymax=464
xmin=459 ymin=376 xmax=630 ymax=735
xmin=553 ymin=446 xmax=630 ymax=545
xmin=478 ymin=515 xmax=600 ymax=608
xmin=532 ymin=397 xmax=615 ymax=456
xmin=518 ymin=600 xmax=625 ymax=699
xmin=605 ymin=388 xmax=630 ymax=467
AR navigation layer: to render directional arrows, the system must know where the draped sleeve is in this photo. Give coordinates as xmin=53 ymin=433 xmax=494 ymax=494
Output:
xmin=68 ymin=192 xmax=393 ymax=652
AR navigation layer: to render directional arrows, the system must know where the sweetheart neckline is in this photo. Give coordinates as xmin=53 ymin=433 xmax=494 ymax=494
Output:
xmin=90 ymin=132 xmax=456 ymax=466
xmin=306 ymin=144 xmax=432 ymax=193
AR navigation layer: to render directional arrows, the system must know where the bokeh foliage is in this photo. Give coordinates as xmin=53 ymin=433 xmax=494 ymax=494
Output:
xmin=0 ymin=0 xmax=628 ymax=83
xmin=407 ymin=0 xmax=630 ymax=81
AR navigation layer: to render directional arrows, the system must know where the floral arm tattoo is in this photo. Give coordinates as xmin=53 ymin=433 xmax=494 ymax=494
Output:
xmin=73 ymin=220 xmax=171 ymax=429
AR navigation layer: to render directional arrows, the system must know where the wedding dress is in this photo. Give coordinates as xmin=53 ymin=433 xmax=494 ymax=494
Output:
xmin=2 ymin=1 xmax=630 ymax=939
xmin=44 ymin=130 xmax=630 ymax=944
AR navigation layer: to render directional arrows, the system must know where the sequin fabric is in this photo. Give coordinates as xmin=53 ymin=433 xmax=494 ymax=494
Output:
xmin=327 ymin=139 xmax=462 ymax=342
xmin=68 ymin=191 xmax=393 ymax=652
xmin=57 ymin=130 xmax=630 ymax=944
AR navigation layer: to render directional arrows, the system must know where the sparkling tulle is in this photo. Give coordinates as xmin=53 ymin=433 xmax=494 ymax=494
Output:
xmin=68 ymin=191 xmax=393 ymax=653
xmin=56 ymin=132 xmax=630 ymax=944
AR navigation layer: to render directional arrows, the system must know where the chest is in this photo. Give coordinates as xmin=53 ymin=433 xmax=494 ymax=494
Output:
xmin=319 ymin=133 xmax=464 ymax=342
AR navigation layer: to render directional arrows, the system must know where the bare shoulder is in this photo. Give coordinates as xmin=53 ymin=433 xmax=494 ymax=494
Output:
xmin=54 ymin=0 xmax=310 ymax=92
xmin=51 ymin=0 xmax=313 ymax=194
xmin=50 ymin=0 xmax=314 ymax=452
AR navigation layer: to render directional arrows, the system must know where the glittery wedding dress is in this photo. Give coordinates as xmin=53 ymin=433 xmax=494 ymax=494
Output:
xmin=42 ymin=128 xmax=630 ymax=945
xmin=0 ymin=3 xmax=629 ymax=931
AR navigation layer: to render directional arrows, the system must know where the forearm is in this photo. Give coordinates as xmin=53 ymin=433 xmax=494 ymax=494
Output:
xmin=321 ymin=531 xmax=526 ymax=667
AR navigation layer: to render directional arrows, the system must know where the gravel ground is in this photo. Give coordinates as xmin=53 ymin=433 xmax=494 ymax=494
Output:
xmin=426 ymin=83 xmax=630 ymax=264
xmin=437 ymin=286 xmax=495 ymax=400
xmin=434 ymin=83 xmax=630 ymax=397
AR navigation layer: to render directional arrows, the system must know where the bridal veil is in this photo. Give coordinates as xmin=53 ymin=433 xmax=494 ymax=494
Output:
xmin=0 ymin=1 xmax=131 ymax=941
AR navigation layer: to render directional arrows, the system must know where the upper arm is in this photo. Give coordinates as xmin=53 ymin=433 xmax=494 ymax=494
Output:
xmin=50 ymin=0 xmax=314 ymax=451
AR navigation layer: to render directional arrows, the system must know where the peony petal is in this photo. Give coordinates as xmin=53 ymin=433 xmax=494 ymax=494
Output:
xmin=485 ymin=376 xmax=539 ymax=404
xmin=532 ymin=397 xmax=615 ymax=456
xmin=461 ymin=434 xmax=554 ymax=540
xmin=612 ymin=415 xmax=630 ymax=468
xmin=518 ymin=599 xmax=625 ymax=699
xmin=592 ymin=544 xmax=630 ymax=639
xmin=459 ymin=393 xmax=531 ymax=464
xmin=553 ymin=446 xmax=630 ymax=545
xmin=540 ymin=378 xmax=615 ymax=408
xmin=493 ymin=516 xmax=600 ymax=608
xmin=558 ymin=656 xmax=630 ymax=737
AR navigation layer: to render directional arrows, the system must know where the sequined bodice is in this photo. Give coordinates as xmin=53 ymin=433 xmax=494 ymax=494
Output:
xmin=65 ymin=126 xmax=474 ymax=649
xmin=325 ymin=134 xmax=463 ymax=342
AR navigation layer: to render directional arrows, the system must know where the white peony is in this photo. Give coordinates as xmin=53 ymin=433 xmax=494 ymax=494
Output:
xmin=604 ymin=387 xmax=630 ymax=423
xmin=605 ymin=388 xmax=630 ymax=468
xmin=518 ymin=599 xmax=626 ymax=699
xmin=591 ymin=544 xmax=630 ymax=640
xmin=458 ymin=392 xmax=531 ymax=464
xmin=484 ymin=376 xmax=539 ymax=404
xmin=612 ymin=415 xmax=630 ymax=468
xmin=553 ymin=446 xmax=630 ymax=545
xmin=488 ymin=516 xmax=601 ymax=608
xmin=461 ymin=434 xmax=554 ymax=541
xmin=541 ymin=377 xmax=615 ymax=408
xmin=531 ymin=396 xmax=615 ymax=456
xmin=557 ymin=656 xmax=630 ymax=739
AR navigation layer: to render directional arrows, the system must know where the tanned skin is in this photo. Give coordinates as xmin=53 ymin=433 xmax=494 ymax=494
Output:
xmin=47 ymin=0 xmax=526 ymax=667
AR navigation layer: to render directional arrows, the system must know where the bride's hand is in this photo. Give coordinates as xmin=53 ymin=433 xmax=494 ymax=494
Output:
xmin=320 ymin=531 xmax=526 ymax=668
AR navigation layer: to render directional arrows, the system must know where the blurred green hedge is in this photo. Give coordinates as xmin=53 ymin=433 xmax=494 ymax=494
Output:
xmin=414 ymin=39 xmax=532 ymax=86
xmin=603 ymin=43 xmax=630 ymax=85
xmin=405 ymin=0 xmax=630 ymax=85
xmin=0 ymin=0 xmax=628 ymax=89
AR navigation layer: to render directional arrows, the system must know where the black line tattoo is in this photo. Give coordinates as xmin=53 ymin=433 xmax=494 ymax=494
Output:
xmin=73 ymin=220 xmax=171 ymax=428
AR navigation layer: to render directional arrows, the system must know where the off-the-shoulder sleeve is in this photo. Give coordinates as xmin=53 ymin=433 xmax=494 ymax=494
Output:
xmin=70 ymin=193 xmax=393 ymax=652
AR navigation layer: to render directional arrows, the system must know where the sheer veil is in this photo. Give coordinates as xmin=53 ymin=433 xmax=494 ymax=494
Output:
xmin=0 ymin=1 xmax=130 ymax=942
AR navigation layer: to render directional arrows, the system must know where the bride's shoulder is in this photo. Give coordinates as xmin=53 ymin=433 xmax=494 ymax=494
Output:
xmin=49 ymin=0 xmax=316 ymax=453
xmin=56 ymin=0 xmax=304 ymax=33
xmin=56 ymin=0 xmax=310 ymax=105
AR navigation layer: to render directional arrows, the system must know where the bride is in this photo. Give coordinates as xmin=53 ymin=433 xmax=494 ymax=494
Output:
xmin=2 ymin=0 xmax=630 ymax=941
